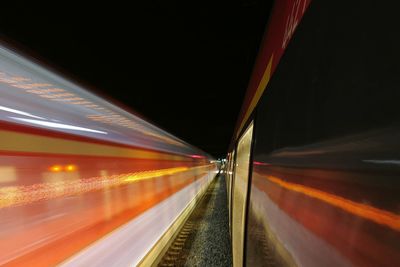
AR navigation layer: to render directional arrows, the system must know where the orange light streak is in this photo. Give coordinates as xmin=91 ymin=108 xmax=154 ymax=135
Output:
xmin=268 ymin=176 xmax=400 ymax=231
xmin=0 ymin=166 xmax=209 ymax=209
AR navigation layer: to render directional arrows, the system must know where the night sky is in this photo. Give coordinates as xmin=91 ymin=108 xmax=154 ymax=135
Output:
xmin=0 ymin=1 xmax=273 ymax=157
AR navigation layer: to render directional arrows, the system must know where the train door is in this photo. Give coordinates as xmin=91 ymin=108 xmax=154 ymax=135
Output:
xmin=227 ymin=150 xmax=235 ymax=234
xmin=226 ymin=152 xmax=231 ymax=230
xmin=231 ymin=122 xmax=254 ymax=267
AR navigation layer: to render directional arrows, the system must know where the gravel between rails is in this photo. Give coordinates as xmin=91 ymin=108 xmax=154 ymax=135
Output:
xmin=159 ymin=174 xmax=232 ymax=267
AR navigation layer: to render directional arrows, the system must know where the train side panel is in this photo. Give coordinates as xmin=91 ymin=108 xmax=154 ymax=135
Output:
xmin=230 ymin=0 xmax=400 ymax=266
xmin=0 ymin=45 xmax=216 ymax=266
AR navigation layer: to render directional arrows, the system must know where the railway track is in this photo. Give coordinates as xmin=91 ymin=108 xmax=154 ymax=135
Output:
xmin=158 ymin=175 xmax=227 ymax=266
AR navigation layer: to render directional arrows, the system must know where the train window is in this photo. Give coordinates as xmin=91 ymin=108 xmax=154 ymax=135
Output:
xmin=232 ymin=122 xmax=254 ymax=267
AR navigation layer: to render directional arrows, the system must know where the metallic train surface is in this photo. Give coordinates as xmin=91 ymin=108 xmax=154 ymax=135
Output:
xmin=226 ymin=0 xmax=400 ymax=266
xmin=0 ymin=45 xmax=216 ymax=266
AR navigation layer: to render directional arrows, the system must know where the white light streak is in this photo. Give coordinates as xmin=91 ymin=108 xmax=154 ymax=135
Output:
xmin=10 ymin=117 xmax=107 ymax=134
xmin=0 ymin=105 xmax=45 ymax=120
xmin=363 ymin=159 xmax=400 ymax=166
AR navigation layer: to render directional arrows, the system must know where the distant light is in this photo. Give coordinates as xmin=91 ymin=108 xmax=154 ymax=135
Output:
xmin=66 ymin=165 xmax=77 ymax=172
xmin=0 ymin=105 xmax=45 ymax=119
xmin=50 ymin=165 xmax=62 ymax=172
xmin=11 ymin=117 xmax=107 ymax=134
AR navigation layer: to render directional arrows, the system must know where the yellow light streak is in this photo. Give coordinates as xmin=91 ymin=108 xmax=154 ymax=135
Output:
xmin=0 ymin=130 xmax=189 ymax=161
xmin=237 ymin=55 xmax=273 ymax=138
xmin=124 ymin=167 xmax=189 ymax=182
xmin=0 ymin=165 xmax=214 ymax=209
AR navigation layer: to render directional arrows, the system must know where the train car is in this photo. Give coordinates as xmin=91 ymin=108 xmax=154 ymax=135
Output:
xmin=0 ymin=44 xmax=217 ymax=266
xmin=226 ymin=1 xmax=400 ymax=266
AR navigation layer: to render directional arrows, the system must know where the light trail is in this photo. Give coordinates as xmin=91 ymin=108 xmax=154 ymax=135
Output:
xmin=268 ymin=176 xmax=400 ymax=231
xmin=0 ymin=166 xmax=196 ymax=209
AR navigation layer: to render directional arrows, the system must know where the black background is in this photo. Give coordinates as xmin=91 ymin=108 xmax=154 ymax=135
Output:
xmin=253 ymin=0 xmax=400 ymax=156
xmin=0 ymin=1 xmax=273 ymax=157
